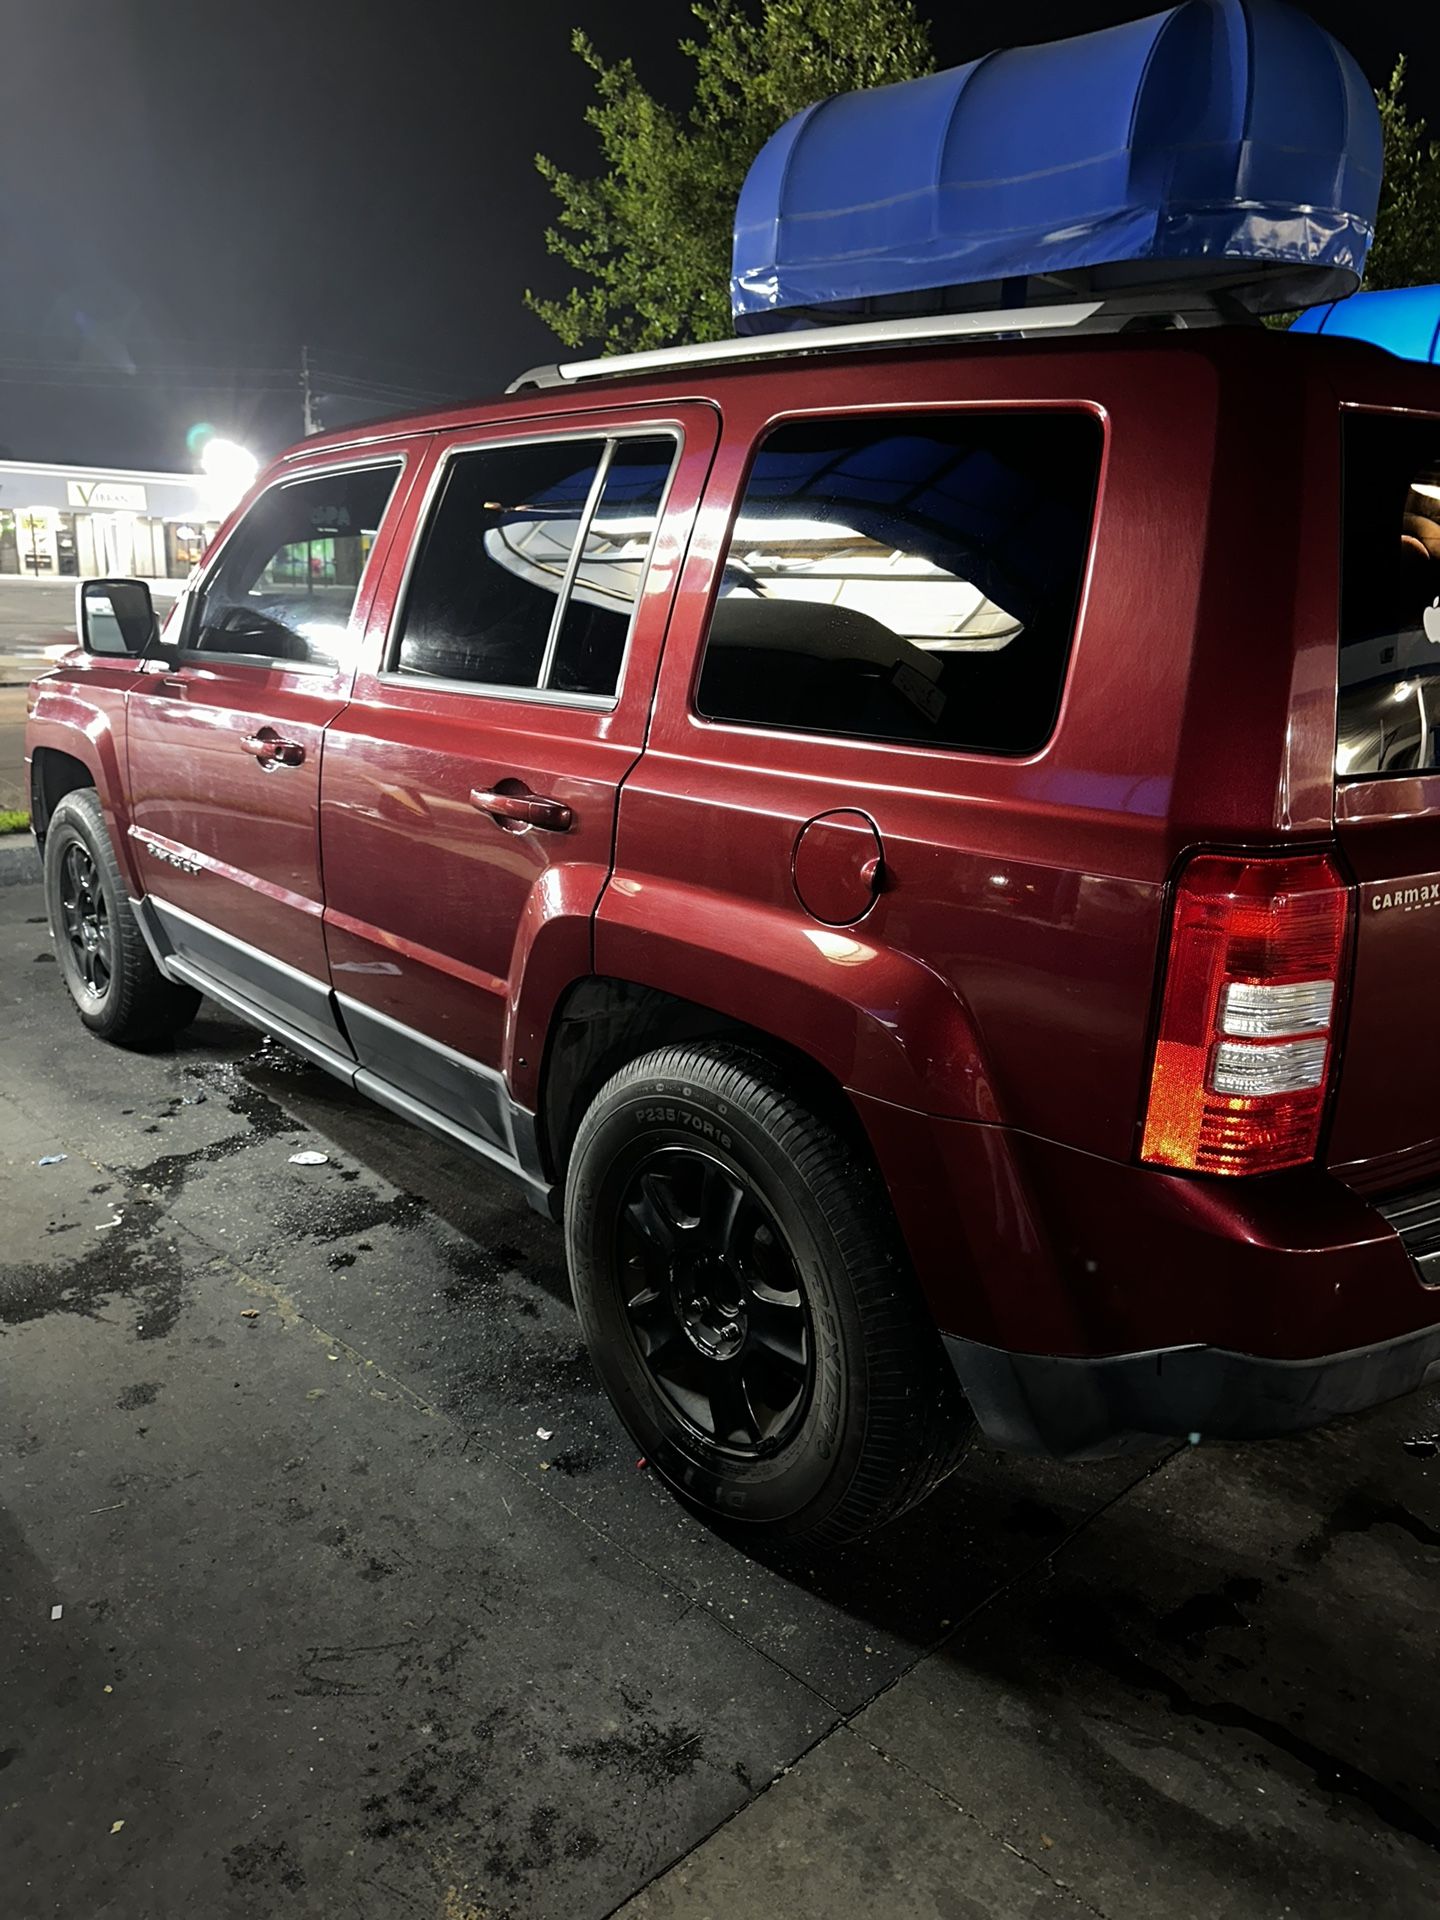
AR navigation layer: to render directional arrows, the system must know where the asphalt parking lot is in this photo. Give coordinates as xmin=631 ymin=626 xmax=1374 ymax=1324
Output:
xmin=0 ymin=579 xmax=180 ymax=663
xmin=4 ymin=875 xmax=1440 ymax=1919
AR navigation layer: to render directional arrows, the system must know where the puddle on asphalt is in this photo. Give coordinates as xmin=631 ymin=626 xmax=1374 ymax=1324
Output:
xmin=0 ymin=1055 xmax=295 ymax=1337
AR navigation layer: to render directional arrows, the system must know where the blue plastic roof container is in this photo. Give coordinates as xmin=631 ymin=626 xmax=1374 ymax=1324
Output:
xmin=1290 ymin=284 xmax=1440 ymax=363
xmin=732 ymin=0 xmax=1382 ymax=333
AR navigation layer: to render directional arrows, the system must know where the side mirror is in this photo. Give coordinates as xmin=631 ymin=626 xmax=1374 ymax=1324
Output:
xmin=76 ymin=578 xmax=158 ymax=658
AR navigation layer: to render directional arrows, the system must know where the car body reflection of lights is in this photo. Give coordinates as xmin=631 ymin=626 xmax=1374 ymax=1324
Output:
xmin=803 ymin=929 xmax=875 ymax=966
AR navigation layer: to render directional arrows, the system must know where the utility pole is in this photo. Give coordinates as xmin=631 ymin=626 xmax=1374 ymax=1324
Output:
xmin=300 ymin=345 xmax=321 ymax=436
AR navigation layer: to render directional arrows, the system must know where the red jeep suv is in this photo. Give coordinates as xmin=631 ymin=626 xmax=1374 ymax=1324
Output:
xmin=26 ymin=313 xmax=1440 ymax=1544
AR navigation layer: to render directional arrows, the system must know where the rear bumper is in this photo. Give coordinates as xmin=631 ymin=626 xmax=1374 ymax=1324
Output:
xmin=945 ymin=1322 xmax=1440 ymax=1460
xmin=855 ymin=1097 xmax=1440 ymax=1361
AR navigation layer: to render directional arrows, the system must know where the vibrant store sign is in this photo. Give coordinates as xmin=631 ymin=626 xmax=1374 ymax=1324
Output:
xmin=66 ymin=480 xmax=148 ymax=511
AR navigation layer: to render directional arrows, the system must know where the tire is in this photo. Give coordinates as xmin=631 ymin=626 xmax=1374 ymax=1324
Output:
xmin=43 ymin=789 xmax=202 ymax=1047
xmin=565 ymin=1041 xmax=972 ymax=1548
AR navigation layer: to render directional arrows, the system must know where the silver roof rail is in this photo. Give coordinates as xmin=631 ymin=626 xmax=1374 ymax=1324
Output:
xmin=506 ymin=300 xmax=1107 ymax=393
xmin=506 ymin=290 xmax=1257 ymax=394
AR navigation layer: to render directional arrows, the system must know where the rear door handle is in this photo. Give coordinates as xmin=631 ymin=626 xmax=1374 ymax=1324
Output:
xmin=469 ymin=787 xmax=573 ymax=833
xmin=242 ymin=731 xmax=305 ymax=769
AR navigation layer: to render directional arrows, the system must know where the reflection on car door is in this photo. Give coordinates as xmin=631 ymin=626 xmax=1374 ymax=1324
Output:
xmin=127 ymin=452 xmax=417 ymax=1056
xmin=319 ymin=408 xmax=717 ymax=1172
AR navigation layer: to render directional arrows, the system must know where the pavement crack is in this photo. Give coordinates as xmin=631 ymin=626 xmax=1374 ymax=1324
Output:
xmin=853 ymin=1735 xmax=1113 ymax=1919
xmin=597 ymin=1457 xmax=1185 ymax=1920
xmin=927 ymin=1443 xmax=1185 ymax=1657
xmin=227 ymin=1266 xmax=440 ymax=1418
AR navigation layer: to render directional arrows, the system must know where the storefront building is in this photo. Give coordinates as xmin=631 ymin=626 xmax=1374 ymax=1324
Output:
xmin=0 ymin=459 xmax=222 ymax=582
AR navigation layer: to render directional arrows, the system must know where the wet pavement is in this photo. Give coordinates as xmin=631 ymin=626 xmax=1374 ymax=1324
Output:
xmin=2 ymin=876 xmax=1439 ymax=1919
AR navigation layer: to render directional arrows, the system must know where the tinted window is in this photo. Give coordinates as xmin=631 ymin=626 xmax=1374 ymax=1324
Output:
xmin=190 ymin=464 xmax=399 ymax=669
xmin=395 ymin=440 xmax=604 ymax=687
xmin=695 ymin=413 xmax=1101 ymax=756
xmin=549 ymin=440 xmax=674 ymax=696
xmin=1339 ymin=413 xmax=1440 ymax=777
xmin=393 ymin=435 xmax=675 ymax=696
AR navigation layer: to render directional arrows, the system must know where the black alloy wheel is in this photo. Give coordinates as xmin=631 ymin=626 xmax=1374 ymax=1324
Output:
xmin=617 ymin=1147 xmax=812 ymax=1456
xmin=42 ymin=788 xmax=201 ymax=1045
xmin=57 ymin=840 xmax=112 ymax=999
xmin=566 ymin=1041 xmax=972 ymax=1547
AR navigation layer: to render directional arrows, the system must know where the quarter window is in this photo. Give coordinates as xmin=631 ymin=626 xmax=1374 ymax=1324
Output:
xmin=695 ymin=412 xmax=1101 ymax=756
xmin=392 ymin=434 xmax=677 ymax=699
xmin=1338 ymin=413 xmax=1440 ymax=777
xmin=188 ymin=463 xmax=400 ymax=670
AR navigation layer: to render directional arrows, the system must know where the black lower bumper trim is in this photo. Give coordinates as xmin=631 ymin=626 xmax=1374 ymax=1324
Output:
xmin=944 ymin=1323 xmax=1440 ymax=1460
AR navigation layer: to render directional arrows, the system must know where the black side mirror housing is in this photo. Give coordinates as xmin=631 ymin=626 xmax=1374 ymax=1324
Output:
xmin=76 ymin=578 xmax=159 ymax=658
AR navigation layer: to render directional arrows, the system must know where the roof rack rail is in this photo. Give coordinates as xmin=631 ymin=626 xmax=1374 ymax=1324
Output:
xmin=506 ymin=292 xmax=1244 ymax=394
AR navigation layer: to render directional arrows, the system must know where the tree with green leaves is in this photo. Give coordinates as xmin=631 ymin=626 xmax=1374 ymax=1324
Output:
xmin=1367 ymin=56 xmax=1440 ymax=291
xmin=527 ymin=0 xmax=935 ymax=353
xmin=529 ymin=12 xmax=1440 ymax=354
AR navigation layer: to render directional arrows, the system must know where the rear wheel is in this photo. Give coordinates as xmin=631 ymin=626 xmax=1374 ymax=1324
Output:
xmin=565 ymin=1041 xmax=971 ymax=1548
xmin=44 ymin=789 xmax=201 ymax=1046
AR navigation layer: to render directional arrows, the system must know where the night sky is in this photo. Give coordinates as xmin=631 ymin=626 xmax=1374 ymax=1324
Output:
xmin=2 ymin=0 xmax=1435 ymax=471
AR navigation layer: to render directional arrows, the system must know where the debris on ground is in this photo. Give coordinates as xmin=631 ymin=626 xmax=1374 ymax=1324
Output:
xmin=636 ymin=1458 xmax=648 ymax=1470
xmin=36 ymin=1154 xmax=66 ymax=1167
xmin=240 ymin=1309 xmax=260 ymax=1321
xmin=288 ymin=1150 xmax=329 ymax=1166
xmin=536 ymin=1426 xmax=554 ymax=1441
xmin=109 ymin=1821 xmax=125 ymax=1836
xmin=1402 ymin=1432 xmax=1440 ymax=1458
xmin=50 ymin=1604 xmax=62 ymax=1621
xmin=95 ymin=1211 xmax=123 ymax=1232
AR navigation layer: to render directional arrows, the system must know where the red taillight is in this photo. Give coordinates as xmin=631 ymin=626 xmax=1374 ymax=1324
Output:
xmin=1140 ymin=853 xmax=1352 ymax=1176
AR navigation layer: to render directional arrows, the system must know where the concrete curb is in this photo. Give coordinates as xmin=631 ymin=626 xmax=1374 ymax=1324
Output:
xmin=0 ymin=837 xmax=41 ymax=887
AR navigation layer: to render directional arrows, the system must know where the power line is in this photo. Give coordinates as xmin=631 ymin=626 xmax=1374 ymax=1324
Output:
xmin=0 ymin=333 xmax=470 ymax=397
xmin=0 ymin=362 xmax=458 ymax=406
xmin=0 ymin=371 xmax=297 ymax=393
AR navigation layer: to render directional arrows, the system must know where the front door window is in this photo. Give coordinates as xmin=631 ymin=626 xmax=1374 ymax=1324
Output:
xmin=186 ymin=464 xmax=401 ymax=671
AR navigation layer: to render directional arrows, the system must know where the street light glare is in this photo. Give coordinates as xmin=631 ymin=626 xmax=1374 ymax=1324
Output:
xmin=198 ymin=437 xmax=259 ymax=507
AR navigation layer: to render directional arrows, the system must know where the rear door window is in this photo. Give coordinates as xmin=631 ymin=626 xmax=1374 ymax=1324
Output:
xmin=1339 ymin=411 xmax=1440 ymax=777
xmin=390 ymin=433 xmax=677 ymax=700
xmin=694 ymin=411 xmax=1102 ymax=756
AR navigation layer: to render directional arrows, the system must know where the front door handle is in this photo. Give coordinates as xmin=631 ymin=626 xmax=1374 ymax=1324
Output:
xmin=470 ymin=786 xmax=573 ymax=833
xmin=242 ymin=731 xmax=305 ymax=769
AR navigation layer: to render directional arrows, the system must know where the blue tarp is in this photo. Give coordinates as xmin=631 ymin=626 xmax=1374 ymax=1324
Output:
xmin=732 ymin=0 xmax=1382 ymax=333
xmin=1291 ymin=285 xmax=1440 ymax=363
